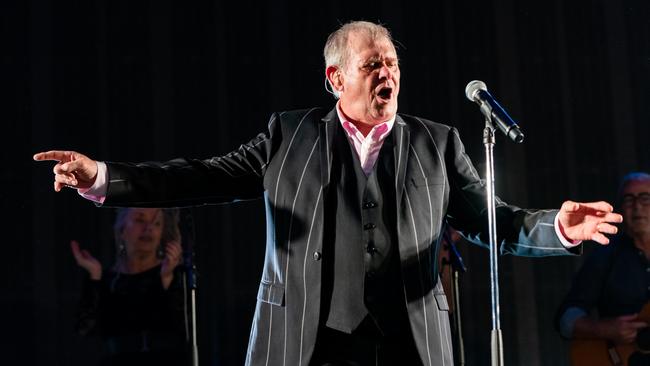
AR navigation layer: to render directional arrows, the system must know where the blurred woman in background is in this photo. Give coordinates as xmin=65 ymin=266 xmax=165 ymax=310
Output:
xmin=71 ymin=207 xmax=188 ymax=366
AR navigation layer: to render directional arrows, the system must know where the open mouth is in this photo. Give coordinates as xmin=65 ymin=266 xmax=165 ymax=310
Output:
xmin=376 ymin=86 xmax=393 ymax=101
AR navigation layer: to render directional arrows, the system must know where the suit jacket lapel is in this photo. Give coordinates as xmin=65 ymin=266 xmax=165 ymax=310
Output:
xmin=318 ymin=108 xmax=337 ymax=189
xmin=393 ymin=115 xmax=410 ymax=203
xmin=320 ymin=109 xmax=409 ymax=198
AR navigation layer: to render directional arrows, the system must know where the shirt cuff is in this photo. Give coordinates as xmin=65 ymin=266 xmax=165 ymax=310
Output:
xmin=77 ymin=161 xmax=107 ymax=204
xmin=559 ymin=306 xmax=587 ymax=339
xmin=555 ymin=212 xmax=582 ymax=248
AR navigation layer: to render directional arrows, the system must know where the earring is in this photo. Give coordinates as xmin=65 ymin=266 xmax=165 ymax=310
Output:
xmin=118 ymin=242 xmax=126 ymax=257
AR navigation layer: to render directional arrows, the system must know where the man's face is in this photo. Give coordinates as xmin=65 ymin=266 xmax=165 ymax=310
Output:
xmin=337 ymin=32 xmax=400 ymax=125
xmin=621 ymin=179 xmax=650 ymax=238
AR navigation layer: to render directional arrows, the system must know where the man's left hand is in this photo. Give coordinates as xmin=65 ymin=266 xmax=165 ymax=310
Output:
xmin=558 ymin=200 xmax=623 ymax=245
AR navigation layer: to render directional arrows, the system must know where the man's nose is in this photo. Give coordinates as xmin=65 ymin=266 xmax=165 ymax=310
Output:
xmin=378 ymin=64 xmax=393 ymax=80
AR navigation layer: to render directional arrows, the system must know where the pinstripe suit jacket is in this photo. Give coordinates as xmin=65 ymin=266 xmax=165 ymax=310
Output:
xmin=103 ymin=107 xmax=575 ymax=366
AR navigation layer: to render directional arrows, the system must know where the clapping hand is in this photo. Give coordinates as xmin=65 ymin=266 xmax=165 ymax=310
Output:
xmin=70 ymin=240 xmax=102 ymax=280
xmin=160 ymin=240 xmax=183 ymax=289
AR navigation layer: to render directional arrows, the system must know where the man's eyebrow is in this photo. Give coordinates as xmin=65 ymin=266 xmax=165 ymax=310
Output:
xmin=363 ymin=55 xmax=398 ymax=63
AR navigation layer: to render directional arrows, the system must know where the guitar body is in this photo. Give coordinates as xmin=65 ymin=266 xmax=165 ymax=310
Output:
xmin=570 ymin=339 xmax=634 ymax=366
xmin=570 ymin=303 xmax=650 ymax=366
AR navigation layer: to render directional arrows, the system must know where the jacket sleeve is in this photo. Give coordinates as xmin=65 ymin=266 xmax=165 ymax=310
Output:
xmin=102 ymin=113 xmax=282 ymax=207
xmin=444 ymin=127 xmax=578 ymax=257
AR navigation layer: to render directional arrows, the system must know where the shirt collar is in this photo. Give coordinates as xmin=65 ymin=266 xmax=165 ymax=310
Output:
xmin=335 ymin=101 xmax=395 ymax=139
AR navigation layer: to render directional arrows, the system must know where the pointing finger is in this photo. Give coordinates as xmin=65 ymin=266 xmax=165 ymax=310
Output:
xmin=33 ymin=150 xmax=73 ymax=162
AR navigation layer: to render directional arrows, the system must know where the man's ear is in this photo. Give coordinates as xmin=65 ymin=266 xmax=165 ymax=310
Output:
xmin=326 ymin=66 xmax=343 ymax=92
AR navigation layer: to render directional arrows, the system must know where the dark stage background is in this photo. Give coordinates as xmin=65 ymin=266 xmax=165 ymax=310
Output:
xmin=4 ymin=0 xmax=649 ymax=365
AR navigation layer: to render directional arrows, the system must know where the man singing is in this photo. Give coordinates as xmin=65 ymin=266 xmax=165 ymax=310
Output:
xmin=35 ymin=21 xmax=621 ymax=366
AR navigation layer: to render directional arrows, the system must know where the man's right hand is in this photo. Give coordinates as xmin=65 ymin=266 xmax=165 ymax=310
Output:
xmin=33 ymin=151 xmax=98 ymax=192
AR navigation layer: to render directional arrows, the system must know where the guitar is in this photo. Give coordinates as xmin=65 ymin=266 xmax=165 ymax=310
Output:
xmin=570 ymin=304 xmax=650 ymax=366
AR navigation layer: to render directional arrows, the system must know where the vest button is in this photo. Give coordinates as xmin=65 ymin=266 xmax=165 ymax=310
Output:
xmin=364 ymin=223 xmax=376 ymax=230
xmin=363 ymin=201 xmax=377 ymax=209
xmin=313 ymin=251 xmax=322 ymax=261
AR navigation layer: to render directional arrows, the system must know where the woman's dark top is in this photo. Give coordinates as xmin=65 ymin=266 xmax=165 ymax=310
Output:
xmin=76 ymin=264 xmax=188 ymax=366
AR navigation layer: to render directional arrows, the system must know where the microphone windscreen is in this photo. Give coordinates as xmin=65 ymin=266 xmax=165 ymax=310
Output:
xmin=465 ymin=80 xmax=487 ymax=102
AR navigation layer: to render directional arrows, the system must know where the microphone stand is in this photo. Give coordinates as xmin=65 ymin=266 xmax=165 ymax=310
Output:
xmin=181 ymin=209 xmax=199 ymax=366
xmin=442 ymin=228 xmax=467 ymax=366
xmin=483 ymin=119 xmax=504 ymax=366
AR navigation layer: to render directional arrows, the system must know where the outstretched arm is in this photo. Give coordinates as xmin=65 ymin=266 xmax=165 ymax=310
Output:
xmin=33 ymin=151 xmax=98 ymax=192
xmin=557 ymin=200 xmax=623 ymax=245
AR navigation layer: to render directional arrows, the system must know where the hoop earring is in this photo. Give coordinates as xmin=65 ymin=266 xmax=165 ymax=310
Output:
xmin=156 ymin=245 xmax=165 ymax=259
xmin=118 ymin=242 xmax=126 ymax=257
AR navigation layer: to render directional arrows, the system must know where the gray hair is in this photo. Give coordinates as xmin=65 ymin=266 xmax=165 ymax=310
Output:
xmin=617 ymin=172 xmax=650 ymax=200
xmin=323 ymin=21 xmax=396 ymax=98
xmin=113 ymin=207 xmax=180 ymax=256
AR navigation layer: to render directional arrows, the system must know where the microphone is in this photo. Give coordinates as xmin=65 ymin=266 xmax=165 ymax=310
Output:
xmin=465 ymin=80 xmax=524 ymax=143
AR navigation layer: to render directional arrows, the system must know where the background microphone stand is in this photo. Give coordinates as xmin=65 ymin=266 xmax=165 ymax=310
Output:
xmin=441 ymin=225 xmax=468 ymax=366
xmin=180 ymin=208 xmax=199 ymax=366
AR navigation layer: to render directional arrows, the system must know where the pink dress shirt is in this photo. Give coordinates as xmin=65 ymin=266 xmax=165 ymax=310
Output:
xmin=336 ymin=103 xmax=394 ymax=176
